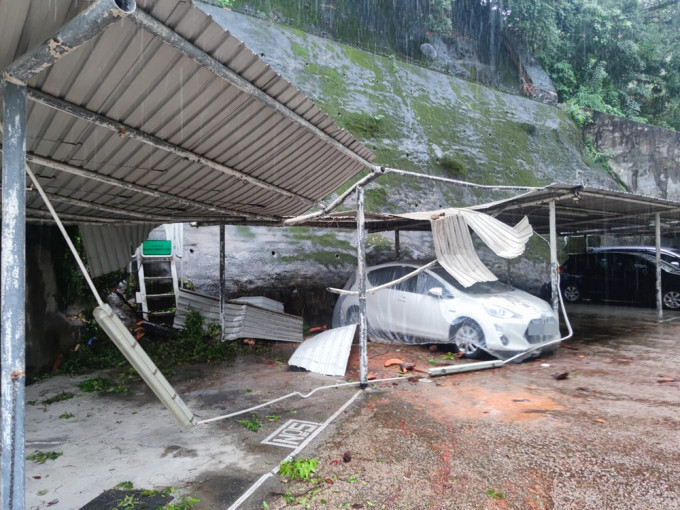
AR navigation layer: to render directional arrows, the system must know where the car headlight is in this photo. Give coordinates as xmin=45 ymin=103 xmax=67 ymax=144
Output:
xmin=483 ymin=303 xmax=522 ymax=319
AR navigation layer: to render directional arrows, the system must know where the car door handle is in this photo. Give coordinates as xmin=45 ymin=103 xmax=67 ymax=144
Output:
xmin=397 ymin=296 xmax=407 ymax=302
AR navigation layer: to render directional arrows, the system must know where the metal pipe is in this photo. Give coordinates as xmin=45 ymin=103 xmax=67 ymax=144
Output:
xmin=127 ymin=8 xmax=375 ymax=172
xmin=20 ymin=148 xmax=275 ymax=221
xmin=656 ymin=212 xmax=663 ymax=322
xmin=380 ymin=166 xmax=543 ymax=191
xmin=356 ymin=187 xmax=368 ymax=388
xmin=24 ymin=164 xmax=104 ymax=308
xmin=33 ymin=192 xmax=181 ymax=221
xmin=395 ymin=229 xmax=400 ymax=258
xmin=549 ymin=200 xmax=559 ymax=314
xmin=3 ymin=0 xmax=135 ymax=85
xmin=26 ymin=88 xmax=311 ymax=209
xmin=1 ymin=81 xmax=27 ymax=510
xmin=284 ymin=171 xmax=381 ymax=225
xmin=220 ymin=225 xmax=226 ymax=340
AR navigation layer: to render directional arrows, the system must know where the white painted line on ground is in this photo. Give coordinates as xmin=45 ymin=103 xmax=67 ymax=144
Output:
xmin=227 ymin=389 xmax=363 ymax=510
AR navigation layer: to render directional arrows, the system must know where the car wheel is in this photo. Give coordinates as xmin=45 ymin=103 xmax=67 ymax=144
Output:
xmin=562 ymin=284 xmax=581 ymax=303
xmin=450 ymin=319 xmax=486 ymax=359
xmin=346 ymin=306 xmax=360 ymax=325
xmin=662 ymin=290 xmax=680 ymax=310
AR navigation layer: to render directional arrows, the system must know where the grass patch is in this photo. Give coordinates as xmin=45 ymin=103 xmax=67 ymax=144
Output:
xmin=279 ymin=457 xmax=318 ymax=481
xmin=27 ymin=451 xmax=62 ymax=464
xmin=236 ymin=413 xmax=263 ymax=432
xmin=42 ymin=392 xmax=75 ymax=405
xmin=79 ymin=376 xmax=131 ymax=396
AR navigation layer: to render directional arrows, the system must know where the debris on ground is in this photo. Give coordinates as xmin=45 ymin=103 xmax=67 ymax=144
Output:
xmin=343 ymin=451 xmax=352 ymax=463
xmin=553 ymin=371 xmax=570 ymax=380
xmin=399 ymin=362 xmax=416 ymax=373
xmin=657 ymin=376 xmax=680 ymax=383
xmin=561 ymin=344 xmax=579 ymax=350
xmin=384 ymin=358 xmax=404 ymax=367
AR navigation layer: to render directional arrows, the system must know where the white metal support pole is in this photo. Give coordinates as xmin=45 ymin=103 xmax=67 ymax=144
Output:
xmin=656 ymin=213 xmax=663 ymax=322
xmin=549 ymin=200 xmax=559 ymax=315
xmin=220 ymin=225 xmax=226 ymax=339
xmin=1 ymin=80 xmax=27 ymax=510
xmin=356 ymin=187 xmax=368 ymax=388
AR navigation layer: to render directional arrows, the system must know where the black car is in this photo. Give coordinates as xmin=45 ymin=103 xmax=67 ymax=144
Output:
xmin=559 ymin=251 xmax=680 ymax=309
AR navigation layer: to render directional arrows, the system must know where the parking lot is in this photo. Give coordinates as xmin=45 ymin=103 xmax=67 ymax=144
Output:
xmin=24 ymin=304 xmax=680 ymax=509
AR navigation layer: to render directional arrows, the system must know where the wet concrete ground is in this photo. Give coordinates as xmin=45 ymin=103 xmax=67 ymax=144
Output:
xmin=23 ymin=304 xmax=680 ymax=509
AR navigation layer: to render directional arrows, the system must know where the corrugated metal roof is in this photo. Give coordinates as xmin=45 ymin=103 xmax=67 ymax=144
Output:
xmin=288 ymin=324 xmax=356 ymax=376
xmin=0 ymin=0 xmax=375 ymax=228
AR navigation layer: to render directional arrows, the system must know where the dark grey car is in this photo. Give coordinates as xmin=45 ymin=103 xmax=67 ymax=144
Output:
xmin=559 ymin=251 xmax=680 ymax=309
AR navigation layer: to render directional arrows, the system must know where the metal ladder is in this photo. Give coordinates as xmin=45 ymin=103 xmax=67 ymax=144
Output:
xmin=135 ymin=241 xmax=179 ymax=324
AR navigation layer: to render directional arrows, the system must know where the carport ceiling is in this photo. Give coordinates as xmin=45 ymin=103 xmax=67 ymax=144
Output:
xmin=473 ymin=184 xmax=680 ymax=237
xmin=0 ymin=0 xmax=374 ymax=225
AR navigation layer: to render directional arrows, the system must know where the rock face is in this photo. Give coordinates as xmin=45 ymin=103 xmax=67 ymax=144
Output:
xmin=586 ymin=112 xmax=680 ymax=200
xmin=177 ymin=6 xmax=616 ymax=326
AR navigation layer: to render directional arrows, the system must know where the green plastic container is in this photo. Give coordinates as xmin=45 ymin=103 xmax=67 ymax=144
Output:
xmin=142 ymin=240 xmax=172 ymax=256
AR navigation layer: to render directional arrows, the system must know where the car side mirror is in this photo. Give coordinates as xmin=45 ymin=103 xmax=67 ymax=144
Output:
xmin=429 ymin=287 xmax=444 ymax=298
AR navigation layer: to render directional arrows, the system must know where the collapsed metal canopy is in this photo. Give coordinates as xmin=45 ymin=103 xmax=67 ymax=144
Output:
xmin=0 ymin=0 xmax=375 ymax=226
xmin=284 ymin=183 xmax=680 ymax=237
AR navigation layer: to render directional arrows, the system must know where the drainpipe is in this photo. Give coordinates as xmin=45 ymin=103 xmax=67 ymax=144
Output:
xmin=549 ymin=200 xmax=559 ymax=315
xmin=3 ymin=0 xmax=135 ymax=85
xmin=656 ymin=213 xmax=663 ymax=322
xmin=394 ymin=229 xmax=400 ymax=259
xmin=1 ymin=81 xmax=27 ymax=510
xmin=356 ymin=187 xmax=368 ymax=388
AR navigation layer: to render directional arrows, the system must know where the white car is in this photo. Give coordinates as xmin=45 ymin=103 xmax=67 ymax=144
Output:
xmin=332 ymin=262 xmax=560 ymax=359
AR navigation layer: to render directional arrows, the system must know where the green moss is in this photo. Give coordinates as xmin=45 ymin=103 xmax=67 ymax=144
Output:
xmin=340 ymin=111 xmax=384 ymax=139
xmin=366 ymin=233 xmax=392 ymax=248
xmin=234 ymin=225 xmax=256 ymax=239
xmin=290 ymin=40 xmax=309 ymax=60
xmin=364 ymin=186 xmax=390 ymax=211
xmin=437 ymin=154 xmax=465 ymax=178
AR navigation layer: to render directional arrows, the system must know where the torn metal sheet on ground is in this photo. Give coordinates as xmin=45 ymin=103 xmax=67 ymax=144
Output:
xmin=288 ymin=324 xmax=357 ymax=376
xmin=174 ymin=289 xmax=303 ymax=342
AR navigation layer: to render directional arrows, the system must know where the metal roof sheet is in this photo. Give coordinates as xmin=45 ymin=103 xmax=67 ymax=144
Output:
xmin=1 ymin=0 xmax=375 ymax=226
xmin=288 ymin=324 xmax=356 ymax=376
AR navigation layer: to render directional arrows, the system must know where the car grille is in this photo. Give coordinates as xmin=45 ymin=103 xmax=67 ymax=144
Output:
xmin=525 ymin=316 xmax=559 ymax=344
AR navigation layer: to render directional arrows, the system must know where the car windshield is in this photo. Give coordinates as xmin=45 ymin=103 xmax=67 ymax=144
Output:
xmin=637 ymin=253 xmax=680 ymax=273
xmin=430 ymin=267 xmax=513 ymax=295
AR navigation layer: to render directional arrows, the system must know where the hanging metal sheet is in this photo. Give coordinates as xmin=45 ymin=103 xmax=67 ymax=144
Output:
xmin=80 ymin=223 xmax=156 ymax=277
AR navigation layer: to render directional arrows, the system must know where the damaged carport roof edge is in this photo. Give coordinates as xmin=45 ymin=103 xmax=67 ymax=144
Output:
xmin=278 ymin=182 xmax=680 ymax=236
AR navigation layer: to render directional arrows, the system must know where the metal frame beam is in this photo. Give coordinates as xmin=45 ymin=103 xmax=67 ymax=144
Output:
xmin=1 ymin=81 xmax=27 ymax=510
xmin=18 ymin=149 xmax=274 ymax=221
xmin=549 ymin=200 xmax=559 ymax=314
xmin=26 ymin=88 xmax=313 ymax=209
xmin=2 ymin=0 xmax=135 ymax=85
xmin=656 ymin=213 xmax=663 ymax=322
xmin=356 ymin=186 xmax=368 ymax=388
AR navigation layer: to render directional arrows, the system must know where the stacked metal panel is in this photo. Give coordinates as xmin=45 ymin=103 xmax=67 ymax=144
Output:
xmin=174 ymin=289 xmax=302 ymax=343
